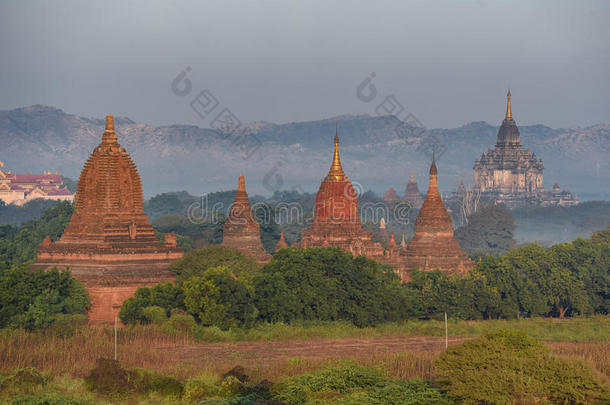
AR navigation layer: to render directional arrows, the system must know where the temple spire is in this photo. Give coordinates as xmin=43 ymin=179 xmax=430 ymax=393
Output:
xmin=238 ymin=174 xmax=246 ymax=193
xmin=409 ymin=170 xmax=415 ymax=183
xmin=328 ymin=124 xmax=345 ymax=180
xmin=430 ymin=151 xmax=437 ymax=176
xmin=102 ymin=114 xmax=118 ymax=144
xmin=505 ymin=89 xmax=512 ymax=121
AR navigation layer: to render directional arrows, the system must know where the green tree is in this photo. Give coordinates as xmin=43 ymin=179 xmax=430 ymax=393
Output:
xmin=0 ymin=264 xmax=89 ymax=329
xmin=119 ymin=282 xmax=185 ymax=324
xmin=171 ymin=246 xmax=261 ymax=282
xmin=254 ymin=247 xmax=414 ymax=327
xmin=183 ymin=266 xmax=257 ymax=329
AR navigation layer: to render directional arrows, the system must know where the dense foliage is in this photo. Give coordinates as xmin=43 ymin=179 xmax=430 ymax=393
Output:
xmin=0 ymin=201 xmax=74 ymax=268
xmin=436 ymin=330 xmax=608 ymax=404
xmin=273 ymin=364 xmax=452 ymax=405
xmin=454 ymin=204 xmax=516 ymax=255
xmin=171 ymin=246 xmax=261 ymax=282
xmin=254 ymin=248 xmax=414 ymax=327
xmin=0 ymin=265 xmax=89 ymax=330
xmin=121 ymin=247 xmax=414 ymax=328
xmin=410 ymin=236 xmax=609 ymax=319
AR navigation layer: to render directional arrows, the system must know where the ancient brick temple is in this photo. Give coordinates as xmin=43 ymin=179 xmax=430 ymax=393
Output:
xmin=403 ymin=171 xmax=424 ymax=209
xmin=221 ymin=175 xmax=272 ymax=263
xmin=35 ymin=115 xmax=183 ymax=324
xmin=402 ymin=156 xmax=474 ymax=277
xmin=298 ymin=131 xmax=385 ymax=259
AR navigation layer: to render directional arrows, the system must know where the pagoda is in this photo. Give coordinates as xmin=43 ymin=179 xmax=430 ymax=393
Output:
xmin=275 ymin=231 xmax=289 ymax=251
xmin=221 ymin=174 xmax=272 ymax=264
xmin=403 ymin=171 xmax=424 ymax=209
xmin=35 ymin=115 xmax=183 ymax=324
xmin=402 ymin=154 xmax=474 ymax=278
xmin=298 ymin=129 xmax=384 ymax=260
xmin=473 ymin=91 xmax=544 ymax=208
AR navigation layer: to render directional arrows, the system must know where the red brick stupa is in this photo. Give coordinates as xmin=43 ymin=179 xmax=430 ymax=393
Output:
xmin=403 ymin=171 xmax=424 ymax=209
xmin=275 ymin=231 xmax=289 ymax=252
xmin=35 ymin=115 xmax=183 ymax=324
xmin=403 ymin=155 xmax=474 ymax=276
xmin=299 ymin=130 xmax=384 ymax=259
xmin=221 ymin=175 xmax=271 ymax=264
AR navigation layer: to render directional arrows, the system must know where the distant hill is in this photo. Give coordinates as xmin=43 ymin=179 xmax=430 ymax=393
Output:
xmin=1 ymin=105 xmax=608 ymax=199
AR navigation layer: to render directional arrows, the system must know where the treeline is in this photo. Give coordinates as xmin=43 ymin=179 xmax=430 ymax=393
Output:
xmin=120 ymin=247 xmax=410 ymax=328
xmin=0 ymin=201 xmax=74 ymax=268
xmin=120 ymin=228 xmax=609 ymax=329
xmin=0 ymin=265 xmax=89 ymax=330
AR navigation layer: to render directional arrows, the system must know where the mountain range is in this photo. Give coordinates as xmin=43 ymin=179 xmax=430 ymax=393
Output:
xmin=1 ymin=105 xmax=608 ymax=199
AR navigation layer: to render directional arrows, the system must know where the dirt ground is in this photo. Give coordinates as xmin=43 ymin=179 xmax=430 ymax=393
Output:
xmin=155 ymin=336 xmax=465 ymax=363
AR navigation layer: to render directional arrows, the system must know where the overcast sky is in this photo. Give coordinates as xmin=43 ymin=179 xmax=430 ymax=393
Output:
xmin=1 ymin=0 xmax=608 ymax=128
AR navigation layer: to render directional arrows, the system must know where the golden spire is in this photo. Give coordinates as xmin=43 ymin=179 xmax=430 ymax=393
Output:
xmin=328 ymin=123 xmax=345 ymax=180
xmin=505 ymin=89 xmax=512 ymax=120
xmin=409 ymin=171 xmax=415 ymax=183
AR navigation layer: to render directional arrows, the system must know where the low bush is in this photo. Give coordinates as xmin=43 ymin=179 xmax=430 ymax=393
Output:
xmin=3 ymin=393 xmax=99 ymax=405
xmin=436 ymin=330 xmax=609 ymax=404
xmin=0 ymin=368 xmax=49 ymax=396
xmin=271 ymin=363 xmax=450 ymax=405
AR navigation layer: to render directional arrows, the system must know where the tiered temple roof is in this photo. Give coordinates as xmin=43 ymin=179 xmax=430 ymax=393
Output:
xmin=298 ymin=129 xmax=384 ymax=259
xmin=221 ymin=174 xmax=272 ymax=263
xmin=402 ymin=155 xmax=474 ymax=277
xmin=35 ymin=115 xmax=183 ymax=324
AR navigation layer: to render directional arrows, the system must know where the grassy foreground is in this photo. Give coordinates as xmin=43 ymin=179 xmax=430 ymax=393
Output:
xmin=1 ymin=316 xmax=608 ymax=380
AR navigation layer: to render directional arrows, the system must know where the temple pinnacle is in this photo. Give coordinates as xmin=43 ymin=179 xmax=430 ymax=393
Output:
xmin=329 ymin=125 xmax=344 ymax=180
xmin=105 ymin=114 xmax=114 ymax=132
xmin=102 ymin=114 xmax=118 ymax=144
xmin=506 ymin=89 xmax=512 ymax=121
xmin=430 ymin=151 xmax=437 ymax=176
xmin=238 ymin=174 xmax=246 ymax=192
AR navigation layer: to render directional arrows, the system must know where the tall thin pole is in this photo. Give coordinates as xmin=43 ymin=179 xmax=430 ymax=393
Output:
xmin=444 ymin=312 xmax=448 ymax=349
xmin=114 ymin=316 xmax=118 ymax=361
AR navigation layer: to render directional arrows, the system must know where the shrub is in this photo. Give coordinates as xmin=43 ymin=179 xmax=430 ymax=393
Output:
xmin=4 ymin=394 xmax=99 ymax=405
xmin=436 ymin=330 xmax=608 ymax=404
xmin=84 ymin=359 xmax=132 ymax=396
xmin=141 ymin=306 xmax=168 ymax=325
xmin=273 ymin=364 xmax=452 ymax=405
xmin=183 ymin=373 xmax=219 ymax=403
xmin=130 ymin=368 xmax=183 ymax=397
xmin=0 ymin=367 xmax=49 ymax=395
xmin=272 ymin=364 xmax=387 ymax=404
xmin=160 ymin=312 xmax=197 ymax=334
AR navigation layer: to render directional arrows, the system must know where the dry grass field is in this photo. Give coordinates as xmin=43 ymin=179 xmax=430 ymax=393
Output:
xmin=1 ymin=317 xmax=608 ymax=384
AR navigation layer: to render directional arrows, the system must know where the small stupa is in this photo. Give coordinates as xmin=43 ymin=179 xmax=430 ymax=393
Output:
xmin=221 ymin=174 xmax=272 ymax=264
